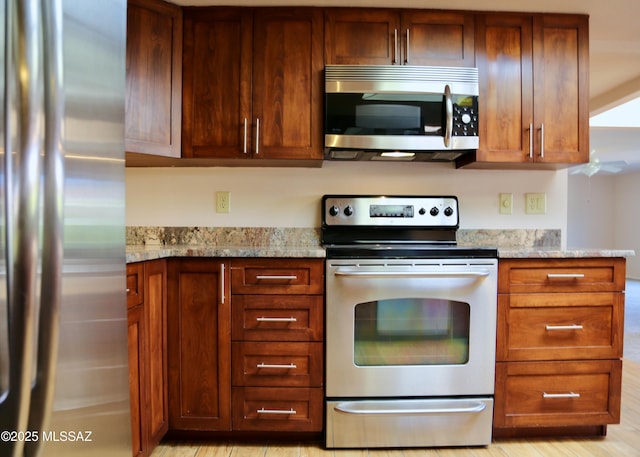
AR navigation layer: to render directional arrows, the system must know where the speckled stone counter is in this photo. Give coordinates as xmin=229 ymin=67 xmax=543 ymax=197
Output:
xmin=125 ymin=227 xmax=634 ymax=263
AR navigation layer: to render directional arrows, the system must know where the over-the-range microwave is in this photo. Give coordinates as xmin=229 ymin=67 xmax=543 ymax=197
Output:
xmin=324 ymin=65 xmax=479 ymax=162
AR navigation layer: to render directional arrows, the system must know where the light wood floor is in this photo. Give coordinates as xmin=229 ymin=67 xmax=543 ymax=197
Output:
xmin=151 ymin=359 xmax=640 ymax=457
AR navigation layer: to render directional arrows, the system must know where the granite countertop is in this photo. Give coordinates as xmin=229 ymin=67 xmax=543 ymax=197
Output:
xmin=125 ymin=227 xmax=635 ymax=263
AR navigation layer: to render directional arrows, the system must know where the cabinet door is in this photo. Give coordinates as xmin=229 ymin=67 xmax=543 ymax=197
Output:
xmin=126 ymin=0 xmax=182 ymax=157
xmin=401 ymin=10 xmax=475 ymax=66
xmin=252 ymin=8 xmax=324 ymax=160
xmin=128 ymin=304 xmax=147 ymax=457
xmin=475 ymin=13 xmax=534 ymax=164
xmin=144 ymin=260 xmax=168 ymax=445
xmin=182 ymin=8 xmax=252 ymax=158
xmin=532 ymin=14 xmax=589 ymax=164
xmin=167 ymin=259 xmax=231 ymax=431
xmin=325 ymin=8 xmax=399 ymax=65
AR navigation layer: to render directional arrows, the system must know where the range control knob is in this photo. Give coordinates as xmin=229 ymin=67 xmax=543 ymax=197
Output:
xmin=461 ymin=113 xmax=472 ymax=124
xmin=430 ymin=207 xmax=439 ymax=216
xmin=329 ymin=205 xmax=339 ymax=217
xmin=419 ymin=207 xmax=426 ymax=215
xmin=444 ymin=206 xmax=454 ymax=217
xmin=344 ymin=206 xmax=354 ymax=216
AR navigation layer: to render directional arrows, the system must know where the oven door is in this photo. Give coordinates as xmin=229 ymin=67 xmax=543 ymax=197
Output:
xmin=325 ymin=258 xmax=497 ymax=398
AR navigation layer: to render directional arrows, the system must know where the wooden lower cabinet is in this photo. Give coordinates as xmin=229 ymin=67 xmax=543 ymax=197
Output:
xmin=494 ymin=258 xmax=625 ymax=437
xmin=127 ymin=260 xmax=168 ymax=457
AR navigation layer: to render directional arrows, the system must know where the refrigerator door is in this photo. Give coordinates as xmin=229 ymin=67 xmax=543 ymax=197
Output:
xmin=1 ymin=0 xmax=130 ymax=456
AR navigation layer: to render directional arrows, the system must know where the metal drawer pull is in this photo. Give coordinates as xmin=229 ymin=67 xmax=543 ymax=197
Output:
xmin=543 ymin=392 xmax=581 ymax=399
xmin=256 ymin=317 xmax=297 ymax=322
xmin=257 ymin=408 xmax=297 ymax=415
xmin=546 ymin=324 xmax=584 ymax=331
xmin=257 ymin=363 xmax=297 ymax=369
xmin=547 ymin=273 xmax=585 ymax=279
xmin=255 ymin=275 xmax=298 ymax=280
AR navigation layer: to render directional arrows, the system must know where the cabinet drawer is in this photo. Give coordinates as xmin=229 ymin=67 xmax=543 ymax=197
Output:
xmin=497 ymin=293 xmax=624 ymax=361
xmin=127 ymin=263 xmax=144 ymax=308
xmin=232 ymin=295 xmax=323 ymax=341
xmin=231 ymin=259 xmax=324 ymax=295
xmin=232 ymin=342 xmax=323 ymax=387
xmin=494 ymin=360 xmax=622 ymax=428
xmin=232 ymin=387 xmax=323 ymax=432
xmin=498 ymin=258 xmax=626 ymax=294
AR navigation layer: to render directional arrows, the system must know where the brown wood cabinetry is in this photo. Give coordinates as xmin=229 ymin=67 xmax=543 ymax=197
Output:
xmin=182 ymin=7 xmax=323 ymax=161
xmin=464 ymin=13 xmax=589 ymax=168
xmin=494 ymin=258 xmax=625 ymax=436
xmin=127 ymin=260 xmax=168 ymax=457
xmin=230 ymin=259 xmax=324 ymax=432
xmin=167 ymin=258 xmax=231 ymax=431
xmin=126 ymin=0 xmax=182 ymax=158
xmin=325 ymin=8 xmax=474 ymax=67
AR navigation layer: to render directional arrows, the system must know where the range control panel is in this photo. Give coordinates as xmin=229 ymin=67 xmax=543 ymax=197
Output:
xmin=322 ymin=195 xmax=459 ymax=227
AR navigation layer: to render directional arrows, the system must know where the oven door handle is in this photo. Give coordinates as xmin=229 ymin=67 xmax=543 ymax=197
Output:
xmin=333 ymin=270 xmax=491 ymax=278
xmin=334 ymin=401 xmax=487 ymax=415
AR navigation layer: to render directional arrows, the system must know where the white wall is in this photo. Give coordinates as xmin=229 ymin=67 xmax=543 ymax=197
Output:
xmin=126 ymin=162 xmax=569 ymax=245
xmin=614 ymin=173 xmax=640 ymax=278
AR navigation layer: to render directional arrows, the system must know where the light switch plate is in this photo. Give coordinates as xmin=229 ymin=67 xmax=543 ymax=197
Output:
xmin=499 ymin=193 xmax=513 ymax=215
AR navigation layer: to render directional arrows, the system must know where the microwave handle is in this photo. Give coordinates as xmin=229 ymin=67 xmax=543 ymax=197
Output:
xmin=444 ymin=84 xmax=453 ymax=148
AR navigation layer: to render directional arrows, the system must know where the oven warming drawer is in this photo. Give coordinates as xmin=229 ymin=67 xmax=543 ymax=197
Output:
xmin=325 ymin=398 xmax=494 ymax=448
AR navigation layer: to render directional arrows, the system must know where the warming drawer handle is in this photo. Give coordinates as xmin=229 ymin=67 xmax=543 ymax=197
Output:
xmin=256 ymin=275 xmax=298 ymax=280
xmin=543 ymin=392 xmax=581 ymax=399
xmin=334 ymin=402 xmax=487 ymax=415
xmin=547 ymin=273 xmax=585 ymax=279
xmin=334 ymin=270 xmax=490 ymax=278
xmin=257 ymin=408 xmax=297 ymax=415
xmin=256 ymin=317 xmax=297 ymax=322
xmin=257 ymin=363 xmax=297 ymax=369
xmin=545 ymin=324 xmax=584 ymax=331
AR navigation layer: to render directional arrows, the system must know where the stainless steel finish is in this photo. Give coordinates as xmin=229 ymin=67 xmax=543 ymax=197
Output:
xmin=256 ymin=275 xmax=298 ymax=280
xmin=334 ymin=269 xmax=490 ymax=278
xmin=393 ymin=29 xmax=398 ymax=65
xmin=256 ymin=363 xmax=297 ymax=369
xmin=325 ymin=65 xmax=479 ymax=95
xmin=546 ymin=324 xmax=584 ymax=331
xmin=444 ymin=84 xmax=452 ymax=148
xmin=256 ymin=317 xmax=297 ymax=322
xmin=323 ymin=195 xmax=458 ymax=227
xmin=243 ymin=118 xmax=247 ymax=153
xmin=540 ymin=123 xmax=545 ymax=158
xmin=547 ymin=273 xmax=586 ymax=279
xmin=221 ymin=263 xmax=226 ymax=304
xmin=326 ymin=398 xmax=494 ymax=448
xmin=543 ymin=392 xmax=581 ymax=399
xmin=257 ymin=408 xmax=296 ymax=415
xmin=255 ymin=118 xmax=260 ymax=155
xmin=404 ymin=29 xmax=410 ymax=64
xmin=529 ymin=123 xmax=533 ymax=159
xmin=325 ymin=258 xmax=498 ymax=398
xmin=1 ymin=0 xmax=130 ymax=455
xmin=324 ymin=132 xmax=478 ymax=152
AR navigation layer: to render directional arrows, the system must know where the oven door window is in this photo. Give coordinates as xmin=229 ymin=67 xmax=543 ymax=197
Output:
xmin=354 ymin=298 xmax=470 ymax=366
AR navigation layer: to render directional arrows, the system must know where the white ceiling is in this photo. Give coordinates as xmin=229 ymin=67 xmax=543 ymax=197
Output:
xmin=172 ymin=0 xmax=640 ymax=173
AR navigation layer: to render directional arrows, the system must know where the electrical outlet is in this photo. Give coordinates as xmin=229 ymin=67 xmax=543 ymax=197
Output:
xmin=525 ymin=192 xmax=546 ymax=214
xmin=216 ymin=191 xmax=231 ymax=213
xmin=499 ymin=193 xmax=513 ymax=215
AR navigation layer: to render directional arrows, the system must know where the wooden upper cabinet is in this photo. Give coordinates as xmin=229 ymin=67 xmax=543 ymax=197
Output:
xmin=126 ymin=0 xmax=182 ymax=157
xmin=472 ymin=13 xmax=588 ymax=167
xmin=325 ymin=8 xmax=474 ymax=67
xmin=182 ymin=7 xmax=323 ymax=161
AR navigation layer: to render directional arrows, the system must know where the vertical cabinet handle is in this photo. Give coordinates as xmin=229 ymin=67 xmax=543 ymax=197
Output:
xmin=243 ymin=118 xmax=247 ymax=154
xmin=404 ymin=29 xmax=410 ymax=64
xmin=393 ymin=29 xmax=398 ymax=65
xmin=255 ymin=118 xmax=260 ymax=155
xmin=539 ymin=123 xmax=545 ymax=158
xmin=528 ymin=123 xmax=533 ymax=159
xmin=220 ymin=263 xmax=226 ymax=304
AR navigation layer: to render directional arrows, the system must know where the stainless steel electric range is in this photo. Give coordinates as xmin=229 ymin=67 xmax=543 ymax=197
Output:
xmin=321 ymin=195 xmax=498 ymax=448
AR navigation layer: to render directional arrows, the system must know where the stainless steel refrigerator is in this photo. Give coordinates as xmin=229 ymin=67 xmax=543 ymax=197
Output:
xmin=1 ymin=0 xmax=131 ymax=456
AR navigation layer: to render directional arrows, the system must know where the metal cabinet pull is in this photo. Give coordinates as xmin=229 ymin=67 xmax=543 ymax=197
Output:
xmin=220 ymin=263 xmax=226 ymax=304
xmin=255 ymin=275 xmax=298 ymax=280
xmin=545 ymin=324 xmax=584 ymax=331
xmin=539 ymin=123 xmax=545 ymax=158
xmin=257 ymin=363 xmax=297 ymax=369
xmin=393 ymin=29 xmax=398 ymax=64
xmin=543 ymin=392 xmax=580 ymax=399
xmin=255 ymin=118 xmax=260 ymax=155
xmin=257 ymin=408 xmax=297 ymax=415
xmin=256 ymin=317 xmax=297 ymax=322
xmin=528 ymin=123 xmax=533 ymax=159
xmin=547 ymin=273 xmax=585 ymax=279
xmin=243 ymin=118 xmax=248 ymax=154
xmin=404 ymin=29 xmax=410 ymax=64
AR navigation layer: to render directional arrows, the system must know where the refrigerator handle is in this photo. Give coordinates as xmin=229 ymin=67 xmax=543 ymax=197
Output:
xmin=25 ymin=0 xmax=65 ymax=455
xmin=0 ymin=0 xmax=44 ymax=456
